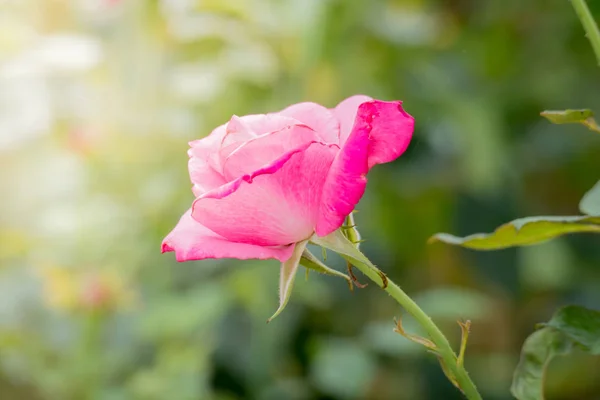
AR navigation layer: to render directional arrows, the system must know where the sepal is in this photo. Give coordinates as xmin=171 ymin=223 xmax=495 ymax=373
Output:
xmin=310 ymin=229 xmax=388 ymax=289
xmin=267 ymin=240 xmax=308 ymax=322
xmin=300 ymin=247 xmax=353 ymax=290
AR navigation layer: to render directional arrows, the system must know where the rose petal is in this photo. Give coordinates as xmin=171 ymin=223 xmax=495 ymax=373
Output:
xmin=315 ymin=100 xmax=414 ymax=236
xmin=189 ymin=123 xmax=227 ymax=164
xmin=333 ymin=94 xmax=373 ymax=144
xmin=361 ymin=100 xmax=414 ymax=168
xmin=161 ymin=210 xmax=294 ymax=262
xmin=279 ymin=102 xmax=340 ymax=144
xmin=218 ymin=115 xmax=259 ymax=151
xmin=192 ymin=141 xmax=337 ymax=246
xmin=219 ymin=114 xmax=303 ymax=158
xmin=189 ymin=157 xmax=228 ymax=196
xmin=188 ymin=124 xmax=228 ymax=194
xmin=222 ymin=123 xmax=323 ymax=180
xmin=190 ymin=113 xmax=318 ymax=194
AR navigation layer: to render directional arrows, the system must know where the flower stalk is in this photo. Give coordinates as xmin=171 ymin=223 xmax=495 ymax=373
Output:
xmin=352 ymin=261 xmax=482 ymax=400
xmin=571 ymin=0 xmax=600 ymax=66
xmin=312 ymin=230 xmax=482 ymax=400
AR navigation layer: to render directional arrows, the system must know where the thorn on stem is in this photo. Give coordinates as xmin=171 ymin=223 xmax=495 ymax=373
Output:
xmin=393 ymin=314 xmax=437 ymax=351
xmin=437 ymin=355 xmax=462 ymax=392
xmin=346 ymin=261 xmax=368 ymax=289
xmin=377 ymin=270 xmax=388 ymax=289
xmin=346 ymin=277 xmax=355 ymax=292
xmin=457 ymin=319 xmax=471 ymax=368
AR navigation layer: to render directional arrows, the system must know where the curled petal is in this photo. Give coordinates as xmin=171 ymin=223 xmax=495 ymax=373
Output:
xmin=218 ymin=115 xmax=259 ymax=154
xmin=222 ymin=123 xmax=323 ymax=180
xmin=279 ymin=102 xmax=340 ymax=144
xmin=190 ymin=115 xmax=307 ymax=192
xmin=189 ymin=157 xmax=227 ymax=196
xmin=333 ymin=95 xmax=373 ymax=144
xmin=362 ymin=100 xmax=415 ymax=168
xmin=219 ymin=114 xmax=303 ymax=158
xmin=188 ymin=124 xmax=228 ymax=194
xmin=162 ymin=210 xmax=294 ymax=262
xmin=316 ymin=100 xmax=414 ymax=236
xmin=188 ymin=124 xmax=227 ymax=160
xmin=192 ymin=141 xmax=337 ymax=246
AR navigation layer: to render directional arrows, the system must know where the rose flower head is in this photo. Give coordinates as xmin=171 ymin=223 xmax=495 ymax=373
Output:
xmin=162 ymin=95 xmax=414 ymax=320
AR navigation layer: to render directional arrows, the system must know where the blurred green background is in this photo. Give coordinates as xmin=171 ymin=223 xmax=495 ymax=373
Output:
xmin=1 ymin=0 xmax=600 ymax=399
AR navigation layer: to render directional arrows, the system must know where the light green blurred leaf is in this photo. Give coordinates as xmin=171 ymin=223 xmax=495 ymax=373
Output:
xmin=511 ymin=305 xmax=600 ymax=400
xmin=310 ymin=338 xmax=377 ymax=399
xmin=256 ymin=379 xmax=312 ymax=400
xmin=540 ymin=109 xmax=594 ymax=124
xmin=362 ymin=320 xmax=422 ymax=357
xmin=139 ymin=284 xmax=230 ymax=340
xmin=519 ymin=239 xmax=574 ymax=291
xmin=412 ymin=287 xmax=493 ymax=320
xmin=129 ymin=343 xmax=211 ymax=400
xmin=429 ymin=216 xmax=600 ymax=250
xmin=580 ymin=180 xmax=600 ymax=215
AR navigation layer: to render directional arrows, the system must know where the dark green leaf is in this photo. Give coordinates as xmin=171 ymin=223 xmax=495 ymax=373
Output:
xmin=540 ymin=109 xmax=593 ymax=124
xmin=512 ymin=305 xmax=600 ymax=400
xmin=542 ymin=305 xmax=600 ymax=354
xmin=580 ymin=180 xmax=600 ymax=216
xmin=429 ymin=216 xmax=600 ymax=250
xmin=511 ymin=328 xmax=573 ymax=400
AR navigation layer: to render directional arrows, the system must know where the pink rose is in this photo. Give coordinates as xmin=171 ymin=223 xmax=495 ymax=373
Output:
xmin=162 ymin=95 xmax=414 ymax=263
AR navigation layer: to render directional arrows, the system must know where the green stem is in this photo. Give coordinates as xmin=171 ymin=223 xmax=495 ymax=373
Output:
xmin=351 ymin=261 xmax=482 ymax=400
xmin=312 ymin=231 xmax=482 ymax=399
xmin=571 ymin=0 xmax=600 ymax=66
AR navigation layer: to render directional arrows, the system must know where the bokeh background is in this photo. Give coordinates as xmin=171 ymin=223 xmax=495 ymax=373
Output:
xmin=2 ymin=0 xmax=600 ymax=399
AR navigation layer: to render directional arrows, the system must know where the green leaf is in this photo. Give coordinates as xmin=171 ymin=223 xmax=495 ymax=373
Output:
xmin=540 ymin=109 xmax=600 ymax=133
xmin=267 ymin=240 xmax=307 ymax=323
xmin=511 ymin=327 xmax=573 ymax=400
xmin=300 ymin=248 xmax=353 ymax=289
xmin=542 ymin=305 xmax=600 ymax=354
xmin=429 ymin=216 xmax=600 ymax=250
xmin=540 ymin=109 xmax=593 ymax=124
xmin=511 ymin=305 xmax=600 ymax=400
xmin=580 ymin=180 xmax=600 ymax=215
